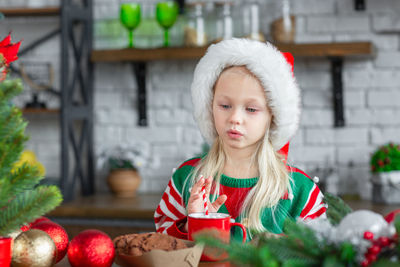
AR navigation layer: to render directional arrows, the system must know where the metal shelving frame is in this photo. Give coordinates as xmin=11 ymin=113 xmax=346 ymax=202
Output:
xmin=60 ymin=0 xmax=94 ymax=201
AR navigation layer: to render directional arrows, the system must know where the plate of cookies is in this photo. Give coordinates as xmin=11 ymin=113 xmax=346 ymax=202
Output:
xmin=113 ymin=232 xmax=204 ymax=267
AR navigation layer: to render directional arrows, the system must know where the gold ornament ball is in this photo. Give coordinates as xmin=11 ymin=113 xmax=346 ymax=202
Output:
xmin=8 ymin=228 xmax=22 ymax=240
xmin=12 ymin=229 xmax=57 ymax=267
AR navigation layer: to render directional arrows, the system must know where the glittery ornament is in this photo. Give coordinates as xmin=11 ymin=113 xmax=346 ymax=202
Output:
xmin=30 ymin=216 xmax=51 ymax=227
xmin=8 ymin=228 xmax=22 ymax=239
xmin=67 ymin=229 xmax=115 ymax=267
xmin=12 ymin=229 xmax=57 ymax=267
xmin=32 ymin=220 xmax=69 ymax=263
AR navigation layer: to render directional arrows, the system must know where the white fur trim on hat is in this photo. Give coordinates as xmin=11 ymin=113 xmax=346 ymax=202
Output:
xmin=191 ymin=38 xmax=301 ymax=151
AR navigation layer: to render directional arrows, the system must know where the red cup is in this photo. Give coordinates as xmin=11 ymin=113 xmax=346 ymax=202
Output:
xmin=0 ymin=237 xmax=12 ymax=267
xmin=188 ymin=212 xmax=246 ymax=261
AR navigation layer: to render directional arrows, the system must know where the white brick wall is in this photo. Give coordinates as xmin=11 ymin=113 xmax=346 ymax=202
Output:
xmin=3 ymin=0 xmax=400 ymax=199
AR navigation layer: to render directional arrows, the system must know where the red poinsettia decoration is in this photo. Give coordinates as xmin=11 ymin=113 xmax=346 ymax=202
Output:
xmin=0 ymin=34 xmax=21 ymax=81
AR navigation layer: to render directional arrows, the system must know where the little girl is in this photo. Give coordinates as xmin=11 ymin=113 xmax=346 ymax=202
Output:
xmin=154 ymin=39 xmax=327 ymax=241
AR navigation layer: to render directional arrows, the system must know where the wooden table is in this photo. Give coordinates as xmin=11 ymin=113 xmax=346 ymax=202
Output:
xmin=55 ymin=256 xmax=233 ymax=267
xmin=46 ymin=193 xmax=399 ymax=239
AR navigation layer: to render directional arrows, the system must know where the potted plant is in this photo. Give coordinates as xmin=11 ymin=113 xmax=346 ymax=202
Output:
xmin=98 ymin=144 xmax=149 ymax=198
xmin=370 ymin=142 xmax=400 ymax=204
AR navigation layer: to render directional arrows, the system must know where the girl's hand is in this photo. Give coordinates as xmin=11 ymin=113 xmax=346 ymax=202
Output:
xmin=187 ymin=175 xmax=227 ymax=215
xmin=181 ymin=176 xmax=227 ymax=232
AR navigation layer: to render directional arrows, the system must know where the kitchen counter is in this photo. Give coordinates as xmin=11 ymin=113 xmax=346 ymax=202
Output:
xmin=47 ymin=193 xmax=399 ymax=238
xmin=49 ymin=193 xmax=398 ymax=219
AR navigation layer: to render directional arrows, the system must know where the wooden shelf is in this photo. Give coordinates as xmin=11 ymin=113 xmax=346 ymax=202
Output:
xmin=276 ymin=42 xmax=374 ymax=57
xmin=91 ymin=42 xmax=374 ymax=62
xmin=0 ymin=7 xmax=60 ymax=17
xmin=22 ymin=108 xmax=59 ymax=114
xmin=91 ymin=46 xmax=208 ymax=62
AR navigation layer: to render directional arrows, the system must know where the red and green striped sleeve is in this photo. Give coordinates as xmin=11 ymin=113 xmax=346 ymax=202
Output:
xmin=154 ymin=158 xmax=200 ymax=239
xmin=288 ymin=167 xmax=327 ymax=221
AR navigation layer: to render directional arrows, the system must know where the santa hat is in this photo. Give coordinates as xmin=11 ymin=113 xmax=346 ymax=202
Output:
xmin=190 ymin=38 xmax=301 ymax=151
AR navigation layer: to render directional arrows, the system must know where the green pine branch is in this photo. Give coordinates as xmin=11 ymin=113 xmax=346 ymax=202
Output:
xmin=257 ymin=220 xmax=323 ymax=266
xmin=0 ymin=79 xmax=23 ymax=101
xmin=0 ymin=164 xmax=42 ymax=207
xmin=0 ymin=186 xmax=62 ymax=236
xmin=324 ymin=193 xmax=353 ymax=225
xmin=194 ymin=235 xmax=277 ymax=267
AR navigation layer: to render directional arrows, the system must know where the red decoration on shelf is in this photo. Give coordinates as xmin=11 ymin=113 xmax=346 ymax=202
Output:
xmin=32 ymin=221 xmax=69 ymax=263
xmin=363 ymin=231 xmax=374 ymax=240
xmin=67 ymin=229 xmax=115 ymax=267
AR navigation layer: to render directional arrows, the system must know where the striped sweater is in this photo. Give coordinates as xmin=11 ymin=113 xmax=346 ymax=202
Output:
xmin=154 ymin=157 xmax=327 ymax=242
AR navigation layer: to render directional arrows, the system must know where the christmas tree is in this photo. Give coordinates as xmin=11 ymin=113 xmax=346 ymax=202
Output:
xmin=0 ymin=34 xmax=62 ymax=236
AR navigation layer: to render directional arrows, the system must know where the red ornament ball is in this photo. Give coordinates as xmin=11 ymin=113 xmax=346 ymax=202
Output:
xmin=20 ymin=216 xmax=51 ymax=232
xmin=67 ymin=229 xmax=115 ymax=267
xmin=31 ymin=220 xmax=69 ymax=263
xmin=30 ymin=216 xmax=51 ymax=226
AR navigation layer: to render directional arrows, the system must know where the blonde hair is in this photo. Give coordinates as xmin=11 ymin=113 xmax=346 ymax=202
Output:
xmin=184 ymin=66 xmax=293 ymax=236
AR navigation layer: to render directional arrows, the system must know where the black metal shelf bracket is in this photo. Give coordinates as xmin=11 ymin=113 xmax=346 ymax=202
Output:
xmin=354 ymin=0 xmax=366 ymax=11
xmin=132 ymin=62 xmax=147 ymax=126
xmin=330 ymin=57 xmax=345 ymax=127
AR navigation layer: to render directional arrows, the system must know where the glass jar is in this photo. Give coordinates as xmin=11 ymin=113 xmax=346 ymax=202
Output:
xmin=241 ymin=1 xmax=265 ymax=42
xmin=271 ymin=0 xmax=295 ymax=43
xmin=184 ymin=2 xmax=208 ymax=47
xmin=214 ymin=1 xmax=234 ymax=42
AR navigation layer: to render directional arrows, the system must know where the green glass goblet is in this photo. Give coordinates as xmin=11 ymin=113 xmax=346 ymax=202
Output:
xmin=156 ymin=1 xmax=179 ymax=47
xmin=120 ymin=3 xmax=141 ymax=48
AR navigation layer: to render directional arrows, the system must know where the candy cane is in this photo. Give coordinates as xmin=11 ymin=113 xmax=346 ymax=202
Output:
xmin=202 ymin=184 xmax=209 ymax=215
